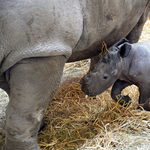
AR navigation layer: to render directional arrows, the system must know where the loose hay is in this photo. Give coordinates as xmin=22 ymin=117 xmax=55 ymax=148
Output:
xmin=38 ymin=80 xmax=150 ymax=150
xmin=98 ymin=41 xmax=108 ymax=57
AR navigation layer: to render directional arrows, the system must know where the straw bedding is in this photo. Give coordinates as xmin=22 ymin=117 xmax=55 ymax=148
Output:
xmin=38 ymin=80 xmax=150 ymax=150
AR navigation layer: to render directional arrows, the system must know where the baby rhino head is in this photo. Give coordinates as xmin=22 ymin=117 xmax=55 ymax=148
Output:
xmin=81 ymin=38 xmax=132 ymax=96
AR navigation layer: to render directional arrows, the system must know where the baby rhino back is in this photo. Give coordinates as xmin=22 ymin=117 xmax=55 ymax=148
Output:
xmin=128 ymin=42 xmax=150 ymax=85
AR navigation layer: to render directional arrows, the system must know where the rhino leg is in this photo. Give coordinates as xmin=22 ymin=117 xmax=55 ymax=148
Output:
xmin=111 ymin=79 xmax=131 ymax=106
xmin=126 ymin=2 xmax=150 ymax=43
xmin=3 ymin=56 xmax=66 ymax=150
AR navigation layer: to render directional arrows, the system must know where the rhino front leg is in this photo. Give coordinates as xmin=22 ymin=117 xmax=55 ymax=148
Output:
xmin=111 ymin=79 xmax=132 ymax=106
xmin=3 ymin=56 xmax=66 ymax=150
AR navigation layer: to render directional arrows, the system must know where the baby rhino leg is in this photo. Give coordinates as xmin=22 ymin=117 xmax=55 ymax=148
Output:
xmin=111 ymin=79 xmax=131 ymax=106
xmin=139 ymin=87 xmax=150 ymax=111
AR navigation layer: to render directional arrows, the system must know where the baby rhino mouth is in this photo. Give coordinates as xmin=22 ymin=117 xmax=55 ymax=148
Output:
xmin=81 ymin=85 xmax=96 ymax=96
xmin=80 ymin=78 xmax=97 ymax=97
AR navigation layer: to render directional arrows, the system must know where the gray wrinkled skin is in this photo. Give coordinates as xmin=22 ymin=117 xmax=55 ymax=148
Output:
xmin=0 ymin=0 xmax=150 ymax=149
xmin=82 ymin=38 xmax=150 ymax=110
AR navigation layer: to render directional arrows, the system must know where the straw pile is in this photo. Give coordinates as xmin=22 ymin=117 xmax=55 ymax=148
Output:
xmin=38 ymin=80 xmax=150 ymax=150
xmin=38 ymin=20 xmax=150 ymax=150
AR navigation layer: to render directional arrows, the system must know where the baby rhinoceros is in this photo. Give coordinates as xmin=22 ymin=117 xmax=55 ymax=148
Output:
xmin=81 ymin=38 xmax=150 ymax=110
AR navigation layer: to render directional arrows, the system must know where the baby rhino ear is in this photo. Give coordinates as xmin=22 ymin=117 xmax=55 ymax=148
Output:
xmin=113 ymin=38 xmax=129 ymax=47
xmin=118 ymin=42 xmax=132 ymax=58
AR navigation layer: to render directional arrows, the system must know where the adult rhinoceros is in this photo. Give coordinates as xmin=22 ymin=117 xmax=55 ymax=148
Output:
xmin=1 ymin=0 xmax=150 ymax=149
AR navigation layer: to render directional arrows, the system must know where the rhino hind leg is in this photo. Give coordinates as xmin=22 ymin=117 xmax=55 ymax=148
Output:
xmin=3 ymin=56 xmax=66 ymax=150
xmin=126 ymin=2 xmax=150 ymax=43
xmin=111 ymin=79 xmax=132 ymax=107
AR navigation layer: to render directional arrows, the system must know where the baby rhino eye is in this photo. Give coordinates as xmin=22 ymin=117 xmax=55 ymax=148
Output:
xmin=103 ymin=75 xmax=108 ymax=79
